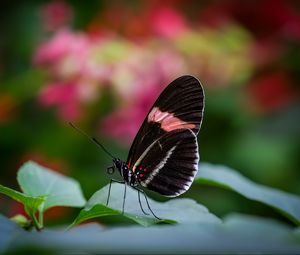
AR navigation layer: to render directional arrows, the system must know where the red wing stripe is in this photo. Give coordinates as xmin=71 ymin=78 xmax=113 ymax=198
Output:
xmin=127 ymin=158 xmax=131 ymax=168
xmin=148 ymin=107 xmax=196 ymax=132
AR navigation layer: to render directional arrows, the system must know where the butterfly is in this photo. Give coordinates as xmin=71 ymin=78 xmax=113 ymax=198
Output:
xmin=70 ymin=75 xmax=204 ymax=219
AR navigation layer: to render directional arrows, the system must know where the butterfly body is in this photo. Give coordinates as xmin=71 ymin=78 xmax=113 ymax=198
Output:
xmin=113 ymin=158 xmax=138 ymax=187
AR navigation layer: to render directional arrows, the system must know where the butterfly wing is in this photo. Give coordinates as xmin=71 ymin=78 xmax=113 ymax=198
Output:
xmin=126 ymin=75 xmax=204 ymax=196
xmin=132 ymin=128 xmax=199 ymax=196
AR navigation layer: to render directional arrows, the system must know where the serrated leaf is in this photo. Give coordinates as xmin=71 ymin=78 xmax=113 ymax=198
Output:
xmin=196 ymin=163 xmax=300 ymax=225
xmin=17 ymin=161 xmax=86 ymax=211
xmin=0 ymin=184 xmax=45 ymax=216
xmin=72 ymin=183 xmax=221 ymax=227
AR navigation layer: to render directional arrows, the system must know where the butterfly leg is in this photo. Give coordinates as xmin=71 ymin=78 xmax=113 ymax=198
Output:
xmin=106 ymin=179 xmax=125 ymax=207
xmin=137 ymin=189 xmax=149 ymax=215
xmin=122 ymin=182 xmax=127 ymax=214
xmin=133 ymin=187 xmax=161 ymax=220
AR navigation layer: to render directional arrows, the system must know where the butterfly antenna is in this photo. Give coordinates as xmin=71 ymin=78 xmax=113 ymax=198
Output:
xmin=69 ymin=122 xmax=115 ymax=159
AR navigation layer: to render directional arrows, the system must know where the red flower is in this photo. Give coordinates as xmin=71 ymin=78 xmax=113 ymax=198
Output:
xmin=150 ymin=6 xmax=188 ymax=39
xmin=199 ymin=0 xmax=300 ymax=41
xmin=247 ymin=72 xmax=295 ymax=112
xmin=40 ymin=1 xmax=73 ymax=32
xmin=101 ymin=80 xmax=163 ymax=145
xmin=230 ymin=0 xmax=300 ymax=40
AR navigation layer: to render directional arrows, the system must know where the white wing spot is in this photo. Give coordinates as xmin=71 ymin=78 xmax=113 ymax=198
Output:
xmin=132 ymin=138 xmax=159 ymax=172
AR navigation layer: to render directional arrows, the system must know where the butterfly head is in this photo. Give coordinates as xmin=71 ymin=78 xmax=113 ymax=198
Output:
xmin=106 ymin=158 xmax=121 ymax=175
xmin=107 ymin=158 xmax=126 ymax=176
xmin=113 ymin=158 xmax=122 ymax=169
xmin=110 ymin=158 xmax=137 ymax=186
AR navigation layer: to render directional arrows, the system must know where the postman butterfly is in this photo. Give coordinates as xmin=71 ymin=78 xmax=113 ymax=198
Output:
xmin=70 ymin=75 xmax=204 ymax=219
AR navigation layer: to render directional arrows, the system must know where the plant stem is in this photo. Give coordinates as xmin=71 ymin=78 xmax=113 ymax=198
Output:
xmin=39 ymin=210 xmax=44 ymax=228
xmin=31 ymin=212 xmax=42 ymax=231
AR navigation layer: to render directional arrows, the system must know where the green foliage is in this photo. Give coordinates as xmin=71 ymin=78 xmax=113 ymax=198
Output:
xmin=1 ymin=160 xmax=300 ymax=253
xmin=72 ymin=183 xmax=220 ymax=227
xmin=1 ymin=214 xmax=300 ymax=254
xmin=0 ymin=161 xmax=86 ymax=230
xmin=0 ymin=184 xmax=45 ymax=228
xmin=10 ymin=214 xmax=32 ymax=229
xmin=196 ymin=163 xmax=300 ymax=225
xmin=17 ymin=161 xmax=86 ymax=211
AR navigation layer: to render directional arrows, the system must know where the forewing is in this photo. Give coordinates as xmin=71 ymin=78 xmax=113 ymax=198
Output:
xmin=132 ymin=129 xmax=199 ymax=197
xmin=126 ymin=75 xmax=204 ymax=169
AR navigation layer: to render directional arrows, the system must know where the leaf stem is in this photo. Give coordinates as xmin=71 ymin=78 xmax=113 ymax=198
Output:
xmin=31 ymin=212 xmax=43 ymax=231
xmin=39 ymin=210 xmax=44 ymax=228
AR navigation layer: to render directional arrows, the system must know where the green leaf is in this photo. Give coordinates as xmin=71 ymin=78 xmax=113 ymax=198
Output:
xmin=196 ymin=163 xmax=300 ymax=225
xmin=0 ymin=184 xmax=44 ymax=216
xmin=4 ymin=214 xmax=300 ymax=254
xmin=17 ymin=161 xmax=86 ymax=211
xmin=72 ymin=183 xmax=221 ymax=227
xmin=10 ymin=214 xmax=32 ymax=229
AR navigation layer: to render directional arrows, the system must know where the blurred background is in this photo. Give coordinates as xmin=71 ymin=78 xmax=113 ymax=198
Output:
xmin=0 ymin=0 xmax=299 ymax=226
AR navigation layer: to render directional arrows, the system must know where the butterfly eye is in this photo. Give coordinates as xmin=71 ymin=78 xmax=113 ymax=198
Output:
xmin=106 ymin=166 xmax=115 ymax=175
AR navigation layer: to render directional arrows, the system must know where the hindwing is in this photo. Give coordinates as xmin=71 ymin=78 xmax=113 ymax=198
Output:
xmin=132 ymin=129 xmax=199 ymax=196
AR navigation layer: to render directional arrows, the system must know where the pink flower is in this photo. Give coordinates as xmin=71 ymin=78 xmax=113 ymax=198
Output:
xmin=101 ymin=107 xmax=146 ymax=145
xmin=34 ymin=30 xmax=115 ymax=121
xmin=59 ymin=100 xmax=82 ymax=121
xmin=39 ymin=81 xmax=82 ymax=121
xmin=150 ymin=6 xmax=188 ymax=39
xmin=34 ymin=30 xmax=75 ymax=65
xmin=39 ymin=81 xmax=77 ymax=106
xmin=33 ymin=29 xmax=90 ymax=69
xmin=101 ymin=76 xmax=172 ymax=145
xmin=100 ymin=47 xmax=186 ymax=144
xmin=154 ymin=50 xmax=186 ymax=80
